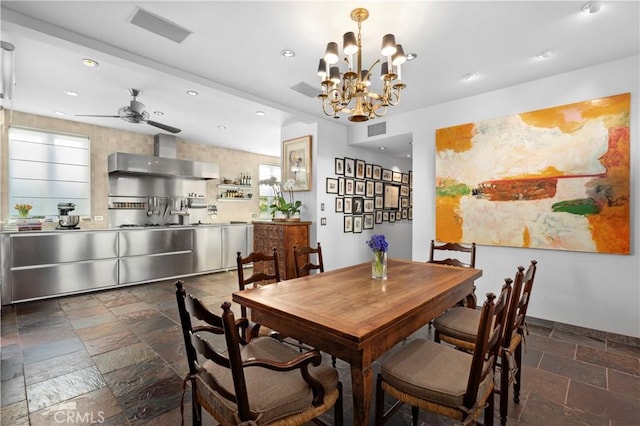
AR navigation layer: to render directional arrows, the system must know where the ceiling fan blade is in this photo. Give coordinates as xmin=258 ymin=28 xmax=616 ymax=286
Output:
xmin=75 ymin=114 xmax=120 ymax=118
xmin=146 ymin=120 xmax=181 ymax=134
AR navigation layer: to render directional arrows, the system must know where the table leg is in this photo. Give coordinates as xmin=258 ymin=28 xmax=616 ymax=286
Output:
xmin=350 ymin=364 xmax=372 ymax=425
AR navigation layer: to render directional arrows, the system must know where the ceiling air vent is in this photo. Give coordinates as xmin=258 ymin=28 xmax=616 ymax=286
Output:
xmin=290 ymin=82 xmax=319 ymax=99
xmin=129 ymin=7 xmax=192 ymax=43
xmin=368 ymin=122 xmax=387 ymax=137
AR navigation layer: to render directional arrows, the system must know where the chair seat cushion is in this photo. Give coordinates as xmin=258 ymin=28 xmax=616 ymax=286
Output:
xmin=381 ymin=338 xmax=491 ymax=409
xmin=197 ymin=336 xmax=338 ymax=425
xmin=433 ymin=307 xmax=481 ymax=344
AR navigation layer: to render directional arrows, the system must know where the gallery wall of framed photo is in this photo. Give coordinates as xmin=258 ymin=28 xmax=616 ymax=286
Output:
xmin=327 ymin=157 xmax=413 ymax=233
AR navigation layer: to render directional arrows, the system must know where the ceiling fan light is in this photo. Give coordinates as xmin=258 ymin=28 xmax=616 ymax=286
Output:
xmin=324 ymin=42 xmax=339 ymax=65
xmin=381 ymin=34 xmax=397 ymax=56
xmin=343 ymin=32 xmax=358 ymax=55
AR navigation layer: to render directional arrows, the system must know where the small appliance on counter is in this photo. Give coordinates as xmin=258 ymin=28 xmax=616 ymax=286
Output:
xmin=57 ymin=202 xmax=80 ymax=230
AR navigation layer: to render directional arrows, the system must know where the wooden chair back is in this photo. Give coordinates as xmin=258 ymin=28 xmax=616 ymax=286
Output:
xmin=175 ymin=280 xmax=255 ymax=422
xmin=429 ymin=239 xmax=477 ymax=268
xmin=512 ymin=260 xmax=538 ymax=337
xmin=236 ymin=248 xmax=280 ymax=318
xmin=293 ymin=242 xmax=324 ymax=278
xmin=465 ymin=283 xmax=510 ymax=409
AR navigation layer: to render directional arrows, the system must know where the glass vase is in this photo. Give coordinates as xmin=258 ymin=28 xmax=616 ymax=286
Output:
xmin=17 ymin=210 xmax=29 ymax=218
xmin=371 ymin=250 xmax=387 ymax=280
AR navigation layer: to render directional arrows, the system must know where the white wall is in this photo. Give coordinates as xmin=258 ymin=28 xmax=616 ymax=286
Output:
xmin=311 ymin=119 xmax=413 ymax=270
xmin=381 ymin=55 xmax=639 ymax=338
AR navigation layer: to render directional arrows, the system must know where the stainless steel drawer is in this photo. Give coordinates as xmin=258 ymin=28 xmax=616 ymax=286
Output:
xmin=119 ymin=251 xmax=193 ymax=284
xmin=11 ymin=232 xmax=118 ymax=267
xmin=11 ymin=259 xmax=118 ymax=302
xmin=119 ymin=228 xmax=192 ymax=257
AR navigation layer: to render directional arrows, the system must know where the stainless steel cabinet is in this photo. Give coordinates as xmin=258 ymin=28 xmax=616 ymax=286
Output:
xmin=222 ymin=225 xmax=248 ymax=269
xmin=193 ymin=226 xmax=222 ymax=273
xmin=118 ymin=228 xmax=193 ymax=284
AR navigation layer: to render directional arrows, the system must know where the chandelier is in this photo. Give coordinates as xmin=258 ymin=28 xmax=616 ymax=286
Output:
xmin=317 ymin=8 xmax=407 ymax=122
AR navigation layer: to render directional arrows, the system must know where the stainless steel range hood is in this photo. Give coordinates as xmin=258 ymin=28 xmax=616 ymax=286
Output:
xmin=108 ymin=134 xmax=219 ymax=180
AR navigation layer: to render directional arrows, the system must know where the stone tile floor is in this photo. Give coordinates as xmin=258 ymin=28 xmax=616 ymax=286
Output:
xmin=2 ymin=271 xmax=639 ymax=425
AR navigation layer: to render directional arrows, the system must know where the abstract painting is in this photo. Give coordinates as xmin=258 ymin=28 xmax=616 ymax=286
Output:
xmin=435 ymin=93 xmax=630 ymax=254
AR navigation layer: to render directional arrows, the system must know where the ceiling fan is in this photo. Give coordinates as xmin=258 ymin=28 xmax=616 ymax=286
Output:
xmin=76 ymin=88 xmax=181 ymax=134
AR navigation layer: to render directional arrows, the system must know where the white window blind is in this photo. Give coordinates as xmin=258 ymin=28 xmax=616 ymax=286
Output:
xmin=9 ymin=127 xmax=91 ymax=217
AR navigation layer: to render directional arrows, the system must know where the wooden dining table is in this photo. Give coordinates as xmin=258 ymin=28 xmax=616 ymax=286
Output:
xmin=232 ymin=258 xmax=482 ymax=425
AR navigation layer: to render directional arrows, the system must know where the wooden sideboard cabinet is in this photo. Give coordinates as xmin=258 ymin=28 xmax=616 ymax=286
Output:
xmin=252 ymin=220 xmax=311 ymax=280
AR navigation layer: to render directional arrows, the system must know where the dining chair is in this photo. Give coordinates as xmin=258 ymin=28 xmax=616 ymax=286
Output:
xmin=427 ymin=239 xmax=478 ymax=326
xmin=175 ymin=281 xmax=343 ymax=426
xmin=428 ymin=239 xmax=477 ymax=268
xmin=236 ymin=248 xmax=281 ymax=319
xmin=375 ymin=285 xmax=510 ymax=426
xmin=432 ymin=260 xmax=538 ymax=426
xmin=293 ymin=242 xmax=324 ymax=278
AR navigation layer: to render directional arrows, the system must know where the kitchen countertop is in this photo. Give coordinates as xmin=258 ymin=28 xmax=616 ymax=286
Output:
xmin=1 ymin=222 xmax=251 ymax=234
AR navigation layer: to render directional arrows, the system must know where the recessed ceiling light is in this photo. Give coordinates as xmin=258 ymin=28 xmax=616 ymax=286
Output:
xmin=406 ymin=154 xmax=412 ymax=158
xmin=378 ymin=146 xmax=387 ymax=150
xmin=64 ymin=90 xmax=78 ymax=96
xmin=581 ymin=1 xmax=602 ymax=13
xmin=462 ymin=72 xmax=479 ymax=82
xmin=53 ymin=111 xmax=65 ymax=116
xmin=406 ymin=53 xmax=417 ymax=61
xmin=281 ymin=49 xmax=295 ymax=58
xmin=82 ymin=58 xmax=99 ymax=68
xmin=255 ymin=111 xmax=265 ymax=116
xmin=186 ymin=90 xmax=198 ymax=96
xmin=153 ymin=111 xmax=164 ymax=116
xmin=535 ymin=49 xmax=554 ymax=60
xmin=218 ymin=125 xmax=226 ymax=130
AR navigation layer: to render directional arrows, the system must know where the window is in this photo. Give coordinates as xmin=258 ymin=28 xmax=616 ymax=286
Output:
xmin=9 ymin=127 xmax=91 ymax=217
xmin=258 ymin=163 xmax=281 ymax=219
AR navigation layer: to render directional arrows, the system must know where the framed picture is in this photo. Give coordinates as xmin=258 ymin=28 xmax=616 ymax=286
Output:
xmin=373 ymin=165 xmax=382 ymax=180
xmin=338 ymin=177 xmax=345 ymax=195
xmin=401 ymin=197 xmax=409 ymax=208
xmin=352 ymin=196 xmax=364 ymax=214
xmin=384 ymin=183 xmax=400 ymax=210
xmin=382 ymin=169 xmax=393 ymax=182
xmin=344 ymin=157 xmax=355 ymax=177
xmin=353 ymin=216 xmax=363 ymax=233
xmin=389 ymin=211 xmax=396 ymax=223
xmin=409 ymin=170 xmax=413 ymax=188
xmin=382 ymin=211 xmax=389 ymax=221
xmin=396 ymin=211 xmax=402 ymax=221
xmin=392 ymin=171 xmax=402 ymax=183
xmin=375 ymin=210 xmax=383 ymax=224
xmin=354 ymin=180 xmax=366 ymax=195
xmin=402 ymin=173 xmax=409 ymax=184
xmin=402 ymin=208 xmax=408 ymax=219
xmin=335 ymin=157 xmax=344 ymax=175
xmin=400 ymin=185 xmax=410 ymax=196
xmin=345 ymin=178 xmax=355 ymax=195
xmin=344 ymin=197 xmax=353 ymax=214
xmin=364 ymin=214 xmax=374 ymax=229
xmin=364 ymin=198 xmax=375 ymax=213
xmin=408 ymin=207 xmax=413 ymax=220
xmin=326 ymin=177 xmax=338 ymax=194
xmin=335 ymin=197 xmax=344 ymax=213
xmin=375 ymin=195 xmax=383 ymax=209
xmin=365 ymin=163 xmax=373 ymax=179
xmin=374 ymin=181 xmax=384 ymax=195
xmin=282 ymin=135 xmax=312 ymax=191
xmin=344 ymin=216 xmax=353 ymax=233
xmin=355 ymin=160 xmax=366 ymax=179
xmin=365 ymin=180 xmax=374 ymax=198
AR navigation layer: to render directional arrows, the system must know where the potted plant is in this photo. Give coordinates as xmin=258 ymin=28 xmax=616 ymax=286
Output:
xmin=259 ymin=177 xmax=302 ymax=220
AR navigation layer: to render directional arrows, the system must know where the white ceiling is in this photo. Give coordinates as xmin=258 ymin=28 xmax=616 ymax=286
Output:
xmin=1 ymin=1 xmax=638 ymax=158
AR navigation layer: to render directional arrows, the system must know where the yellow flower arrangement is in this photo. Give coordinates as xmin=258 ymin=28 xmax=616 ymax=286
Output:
xmin=15 ymin=203 xmax=33 ymax=217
